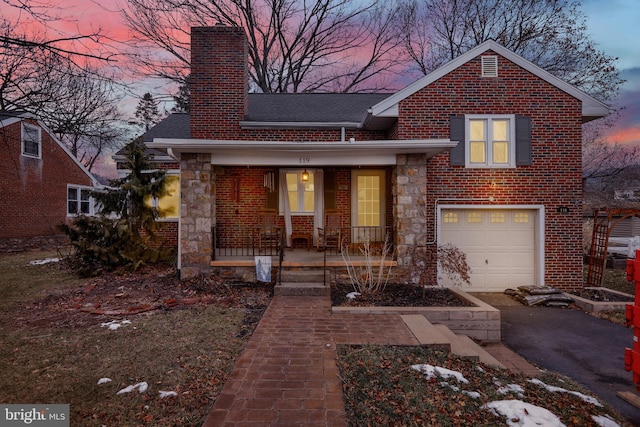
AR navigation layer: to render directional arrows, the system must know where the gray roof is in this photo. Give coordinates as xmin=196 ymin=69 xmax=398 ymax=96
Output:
xmin=139 ymin=93 xmax=391 ymax=143
xmin=245 ymin=93 xmax=390 ymax=123
xmin=140 ymin=112 xmax=190 ymax=142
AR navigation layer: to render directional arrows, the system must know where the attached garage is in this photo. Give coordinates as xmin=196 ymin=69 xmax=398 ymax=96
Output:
xmin=439 ymin=207 xmax=543 ymax=292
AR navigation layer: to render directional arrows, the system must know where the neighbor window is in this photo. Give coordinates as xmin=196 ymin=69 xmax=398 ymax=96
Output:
xmin=466 ymin=115 xmax=515 ymax=168
xmin=22 ymin=123 xmax=41 ymax=158
xmin=67 ymin=186 xmax=93 ymax=216
xmin=283 ymin=170 xmax=314 ymax=214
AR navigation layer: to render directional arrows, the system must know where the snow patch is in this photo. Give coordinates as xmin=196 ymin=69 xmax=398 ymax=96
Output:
xmin=117 ymin=382 xmax=148 ymax=395
xmin=346 ymin=292 xmax=361 ymax=300
xmin=592 ymin=414 xmax=621 ymax=427
xmin=528 ymin=378 xmax=602 ymax=407
xmin=484 ymin=399 xmax=565 ymax=427
xmin=439 ymin=381 xmax=460 ymax=392
xmin=497 ymin=383 xmax=524 ymax=397
xmin=462 ymin=390 xmax=481 ymax=399
xmin=100 ymin=319 xmax=132 ymax=331
xmin=159 ymin=390 xmax=178 ymax=399
xmin=97 ymin=378 xmax=112 ymax=385
xmin=29 ymin=258 xmax=60 ymax=265
xmin=411 ymin=364 xmax=469 ymax=384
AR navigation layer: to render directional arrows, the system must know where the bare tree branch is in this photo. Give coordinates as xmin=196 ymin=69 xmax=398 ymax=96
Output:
xmin=121 ymin=0 xmax=406 ymax=93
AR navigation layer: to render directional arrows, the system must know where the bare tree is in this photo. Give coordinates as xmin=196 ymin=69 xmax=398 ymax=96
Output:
xmin=0 ymin=21 xmax=65 ymax=111
xmin=0 ymin=20 xmax=125 ymax=173
xmin=400 ymin=0 xmax=622 ymax=103
xmin=39 ymin=67 xmax=126 ymax=173
xmin=582 ymin=109 xmax=640 ymax=205
xmin=1 ymin=0 xmax=114 ymax=63
xmin=121 ymin=0 xmax=406 ymax=93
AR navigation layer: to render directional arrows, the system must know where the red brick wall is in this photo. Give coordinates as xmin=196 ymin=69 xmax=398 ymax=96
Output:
xmin=397 ymin=52 xmax=583 ymax=289
xmin=0 ymin=119 xmax=94 ymax=239
xmin=143 ymin=222 xmax=178 ymax=249
xmin=191 ymin=25 xmax=248 ymax=140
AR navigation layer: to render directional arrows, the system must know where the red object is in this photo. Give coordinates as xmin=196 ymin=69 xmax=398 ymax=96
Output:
xmin=624 ymin=250 xmax=640 ymax=391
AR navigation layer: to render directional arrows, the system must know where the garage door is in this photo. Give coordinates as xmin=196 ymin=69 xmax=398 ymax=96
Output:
xmin=440 ymin=209 xmax=536 ymax=292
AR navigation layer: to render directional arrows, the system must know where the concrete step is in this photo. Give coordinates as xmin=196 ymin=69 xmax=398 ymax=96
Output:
xmin=274 ymin=282 xmax=330 ymax=297
xmin=400 ymin=314 xmax=451 ymax=351
xmin=279 ymin=270 xmax=325 ymax=283
xmin=434 ymin=324 xmax=506 ymax=369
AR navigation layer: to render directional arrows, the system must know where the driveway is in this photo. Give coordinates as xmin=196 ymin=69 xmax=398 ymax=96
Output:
xmin=481 ymin=294 xmax=640 ymax=425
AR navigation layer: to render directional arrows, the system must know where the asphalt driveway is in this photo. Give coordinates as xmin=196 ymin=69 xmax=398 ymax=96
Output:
xmin=485 ymin=295 xmax=640 ymax=425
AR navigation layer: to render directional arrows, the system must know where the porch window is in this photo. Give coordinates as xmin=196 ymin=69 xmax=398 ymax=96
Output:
xmin=22 ymin=123 xmax=41 ymax=159
xmin=144 ymin=174 xmax=180 ymax=220
xmin=466 ymin=115 xmax=515 ymax=168
xmin=284 ymin=170 xmax=314 ymax=214
xmin=67 ymin=186 xmax=93 ymax=216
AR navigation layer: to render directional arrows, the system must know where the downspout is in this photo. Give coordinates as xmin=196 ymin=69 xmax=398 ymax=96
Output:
xmin=166 ymin=147 xmax=181 ymax=276
xmin=341 ymin=127 xmax=346 ymax=142
xmin=425 ymin=196 xmax=495 ymax=245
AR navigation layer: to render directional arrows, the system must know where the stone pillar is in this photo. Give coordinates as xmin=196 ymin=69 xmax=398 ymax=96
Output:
xmin=395 ymin=153 xmax=428 ymax=267
xmin=180 ymin=153 xmax=212 ymax=279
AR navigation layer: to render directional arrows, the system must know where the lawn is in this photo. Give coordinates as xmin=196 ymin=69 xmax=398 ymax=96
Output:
xmin=0 ymin=250 xmax=270 ymax=426
xmin=0 ymin=249 xmax=633 ymax=426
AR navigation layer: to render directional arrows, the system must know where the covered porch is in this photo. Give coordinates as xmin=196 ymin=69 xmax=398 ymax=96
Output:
xmin=147 ymin=138 xmax=456 ymax=279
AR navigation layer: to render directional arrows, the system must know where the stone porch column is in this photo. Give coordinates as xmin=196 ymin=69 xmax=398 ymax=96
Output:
xmin=180 ymin=153 xmax=212 ymax=279
xmin=395 ymin=153 xmax=428 ymax=267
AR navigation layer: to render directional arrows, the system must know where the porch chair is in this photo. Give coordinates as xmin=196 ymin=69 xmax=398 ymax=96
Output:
xmin=317 ymin=209 xmax=342 ymax=252
xmin=257 ymin=208 xmax=280 ymax=253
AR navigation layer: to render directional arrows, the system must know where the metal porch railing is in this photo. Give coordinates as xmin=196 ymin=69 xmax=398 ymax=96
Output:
xmin=212 ymin=225 xmax=284 ymax=259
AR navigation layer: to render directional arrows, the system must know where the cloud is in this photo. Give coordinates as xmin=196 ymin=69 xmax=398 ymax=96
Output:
xmin=604 ymin=126 xmax=640 ymax=146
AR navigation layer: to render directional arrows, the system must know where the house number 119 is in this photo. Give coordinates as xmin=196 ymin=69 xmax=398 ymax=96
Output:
xmin=300 ymin=157 xmax=310 ymax=164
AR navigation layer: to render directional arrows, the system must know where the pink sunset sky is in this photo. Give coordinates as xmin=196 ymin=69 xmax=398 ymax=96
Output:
xmin=5 ymin=0 xmax=640 ymax=175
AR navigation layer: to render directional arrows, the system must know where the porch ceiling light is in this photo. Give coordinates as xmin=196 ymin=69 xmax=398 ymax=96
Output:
xmin=301 ymin=169 xmax=310 ymax=182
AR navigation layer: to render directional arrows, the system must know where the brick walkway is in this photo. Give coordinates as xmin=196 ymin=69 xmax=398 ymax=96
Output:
xmin=202 ymin=294 xmax=536 ymax=426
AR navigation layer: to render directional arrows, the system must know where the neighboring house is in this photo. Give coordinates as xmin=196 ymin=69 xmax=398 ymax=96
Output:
xmin=138 ymin=25 xmax=609 ymax=291
xmin=0 ymin=111 xmax=99 ymax=249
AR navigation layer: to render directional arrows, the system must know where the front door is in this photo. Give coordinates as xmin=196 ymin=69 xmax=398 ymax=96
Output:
xmin=351 ymin=170 xmax=386 ymax=243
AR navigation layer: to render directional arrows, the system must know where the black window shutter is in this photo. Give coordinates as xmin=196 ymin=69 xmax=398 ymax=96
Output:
xmin=515 ymin=115 xmax=532 ymax=166
xmin=324 ymin=170 xmax=337 ymax=210
xmin=449 ymin=116 xmax=465 ymax=166
xmin=266 ymin=171 xmax=279 ymax=209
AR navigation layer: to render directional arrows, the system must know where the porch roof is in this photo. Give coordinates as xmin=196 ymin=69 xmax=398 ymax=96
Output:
xmin=147 ymin=138 xmax=457 ymax=166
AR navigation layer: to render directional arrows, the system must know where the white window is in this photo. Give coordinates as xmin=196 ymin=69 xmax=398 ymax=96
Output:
xmin=444 ymin=212 xmax=458 ymax=223
xmin=22 ymin=123 xmax=41 ymax=158
xmin=282 ymin=170 xmax=314 ymax=214
xmin=67 ymin=186 xmax=94 ymax=216
xmin=467 ymin=212 xmax=483 ymax=223
xmin=466 ymin=115 xmax=515 ymax=168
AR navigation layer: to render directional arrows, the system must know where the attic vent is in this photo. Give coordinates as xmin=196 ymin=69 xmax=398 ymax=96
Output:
xmin=481 ymin=56 xmax=498 ymax=77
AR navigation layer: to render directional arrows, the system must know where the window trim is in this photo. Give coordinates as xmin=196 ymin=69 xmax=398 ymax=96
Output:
xmin=67 ymin=185 xmax=95 ymax=216
xmin=21 ymin=123 xmax=41 ymax=159
xmin=280 ymin=169 xmax=315 ymax=216
xmin=465 ymin=114 xmax=516 ymax=168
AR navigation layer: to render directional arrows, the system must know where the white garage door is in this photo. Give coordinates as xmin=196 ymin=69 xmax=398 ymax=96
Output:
xmin=440 ymin=209 xmax=536 ymax=292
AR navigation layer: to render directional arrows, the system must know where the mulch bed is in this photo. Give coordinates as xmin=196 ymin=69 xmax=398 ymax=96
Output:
xmin=571 ymin=288 xmax=633 ymax=302
xmin=331 ymin=283 xmax=472 ymax=307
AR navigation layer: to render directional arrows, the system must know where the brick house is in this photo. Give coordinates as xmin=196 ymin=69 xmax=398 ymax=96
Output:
xmin=0 ymin=111 xmax=99 ymax=249
xmin=141 ymin=25 xmax=609 ymax=291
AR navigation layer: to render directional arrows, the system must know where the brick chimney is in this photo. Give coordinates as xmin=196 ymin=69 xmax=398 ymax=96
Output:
xmin=190 ymin=25 xmax=248 ymax=139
